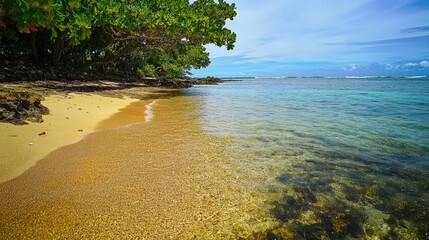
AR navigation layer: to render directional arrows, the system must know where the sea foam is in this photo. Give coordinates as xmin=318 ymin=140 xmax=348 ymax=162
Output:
xmin=144 ymin=100 xmax=158 ymax=122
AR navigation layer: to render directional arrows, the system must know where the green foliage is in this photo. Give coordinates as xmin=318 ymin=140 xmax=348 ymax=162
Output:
xmin=138 ymin=64 xmax=156 ymax=78
xmin=0 ymin=0 xmax=237 ymax=77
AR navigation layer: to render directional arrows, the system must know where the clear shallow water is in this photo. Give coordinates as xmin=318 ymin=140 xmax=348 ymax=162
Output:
xmin=184 ymin=78 xmax=429 ymax=239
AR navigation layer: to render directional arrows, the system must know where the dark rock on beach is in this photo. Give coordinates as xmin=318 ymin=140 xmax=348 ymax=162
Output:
xmin=141 ymin=76 xmax=224 ymax=89
xmin=141 ymin=77 xmax=194 ymax=89
xmin=32 ymin=80 xmax=140 ymax=92
xmin=0 ymin=90 xmax=50 ymax=125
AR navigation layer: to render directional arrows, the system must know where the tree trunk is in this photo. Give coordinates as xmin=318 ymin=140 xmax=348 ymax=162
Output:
xmin=52 ymin=31 xmax=67 ymax=65
xmin=30 ymin=32 xmax=39 ymax=61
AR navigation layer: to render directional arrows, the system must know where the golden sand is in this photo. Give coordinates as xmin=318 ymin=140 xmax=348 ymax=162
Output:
xmin=0 ymin=93 xmax=139 ymax=183
xmin=0 ymin=94 xmax=268 ymax=239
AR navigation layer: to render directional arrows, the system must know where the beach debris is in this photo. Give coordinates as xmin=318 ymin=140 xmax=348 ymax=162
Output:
xmin=78 ymin=129 xmax=83 ymax=132
xmin=28 ymin=142 xmax=33 ymax=146
xmin=38 ymin=132 xmax=46 ymax=136
xmin=78 ymin=108 xmax=82 ymax=110
xmin=66 ymin=117 xmax=69 ymax=119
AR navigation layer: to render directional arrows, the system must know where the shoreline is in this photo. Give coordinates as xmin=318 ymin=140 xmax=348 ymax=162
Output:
xmin=0 ymin=94 xmax=252 ymax=239
xmin=0 ymin=79 xmax=225 ymax=183
xmin=0 ymin=88 xmax=153 ymax=183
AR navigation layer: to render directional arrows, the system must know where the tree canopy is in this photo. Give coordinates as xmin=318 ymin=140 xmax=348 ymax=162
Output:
xmin=0 ymin=0 xmax=236 ymax=78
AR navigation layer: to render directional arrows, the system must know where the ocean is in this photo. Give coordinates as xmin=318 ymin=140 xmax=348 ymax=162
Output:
xmin=181 ymin=77 xmax=429 ymax=239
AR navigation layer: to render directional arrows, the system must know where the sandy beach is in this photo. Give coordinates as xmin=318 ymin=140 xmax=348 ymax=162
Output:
xmin=0 ymin=92 xmax=143 ymax=183
xmin=1 ymin=0 xmax=428 ymax=237
xmin=0 ymin=92 xmax=260 ymax=239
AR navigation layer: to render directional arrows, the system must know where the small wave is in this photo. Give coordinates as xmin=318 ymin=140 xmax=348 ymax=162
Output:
xmin=254 ymin=76 xmax=288 ymax=79
xmin=405 ymin=76 xmax=427 ymax=79
xmin=144 ymin=100 xmax=158 ymax=122
xmin=344 ymin=76 xmax=378 ymax=79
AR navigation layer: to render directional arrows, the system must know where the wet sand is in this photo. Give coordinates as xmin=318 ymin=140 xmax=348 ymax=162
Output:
xmin=0 ymin=93 xmax=140 ymax=183
xmin=0 ymin=95 xmax=260 ymax=239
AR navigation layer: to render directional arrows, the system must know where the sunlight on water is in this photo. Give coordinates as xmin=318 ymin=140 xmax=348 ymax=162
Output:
xmin=184 ymin=77 xmax=429 ymax=239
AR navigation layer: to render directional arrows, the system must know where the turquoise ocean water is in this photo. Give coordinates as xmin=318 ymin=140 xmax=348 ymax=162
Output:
xmin=184 ymin=77 xmax=429 ymax=239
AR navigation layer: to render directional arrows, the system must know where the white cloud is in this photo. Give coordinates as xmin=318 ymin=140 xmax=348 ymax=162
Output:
xmin=404 ymin=60 xmax=429 ymax=68
xmin=405 ymin=62 xmax=419 ymax=67
xmin=420 ymin=60 xmax=429 ymax=68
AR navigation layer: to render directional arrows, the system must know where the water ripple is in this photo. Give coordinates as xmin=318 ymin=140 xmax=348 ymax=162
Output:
xmin=185 ymin=78 xmax=429 ymax=239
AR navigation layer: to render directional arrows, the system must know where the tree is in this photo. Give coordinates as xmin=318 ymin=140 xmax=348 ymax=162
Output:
xmin=0 ymin=0 xmax=237 ymax=77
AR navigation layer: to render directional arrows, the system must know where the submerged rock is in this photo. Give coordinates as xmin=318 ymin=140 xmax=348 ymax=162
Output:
xmin=0 ymin=90 xmax=50 ymax=125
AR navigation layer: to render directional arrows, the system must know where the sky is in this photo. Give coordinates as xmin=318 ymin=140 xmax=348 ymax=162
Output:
xmin=192 ymin=0 xmax=429 ymax=77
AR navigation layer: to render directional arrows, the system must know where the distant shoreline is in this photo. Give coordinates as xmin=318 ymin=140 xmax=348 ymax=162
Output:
xmin=219 ymin=75 xmax=428 ymax=79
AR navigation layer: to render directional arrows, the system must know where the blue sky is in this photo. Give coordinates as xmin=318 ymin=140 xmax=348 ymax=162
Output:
xmin=192 ymin=0 xmax=429 ymax=77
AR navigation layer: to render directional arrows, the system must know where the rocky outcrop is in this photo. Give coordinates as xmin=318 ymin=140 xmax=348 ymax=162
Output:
xmin=192 ymin=76 xmax=224 ymax=85
xmin=32 ymin=80 xmax=140 ymax=92
xmin=141 ymin=77 xmax=194 ymax=89
xmin=141 ymin=76 xmax=224 ymax=89
xmin=0 ymin=90 xmax=50 ymax=125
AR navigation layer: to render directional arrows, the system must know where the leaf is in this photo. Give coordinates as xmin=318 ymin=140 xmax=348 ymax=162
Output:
xmin=50 ymin=27 xmax=58 ymax=38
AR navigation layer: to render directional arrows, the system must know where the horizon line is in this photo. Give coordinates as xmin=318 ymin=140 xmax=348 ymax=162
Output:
xmin=192 ymin=75 xmax=429 ymax=79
